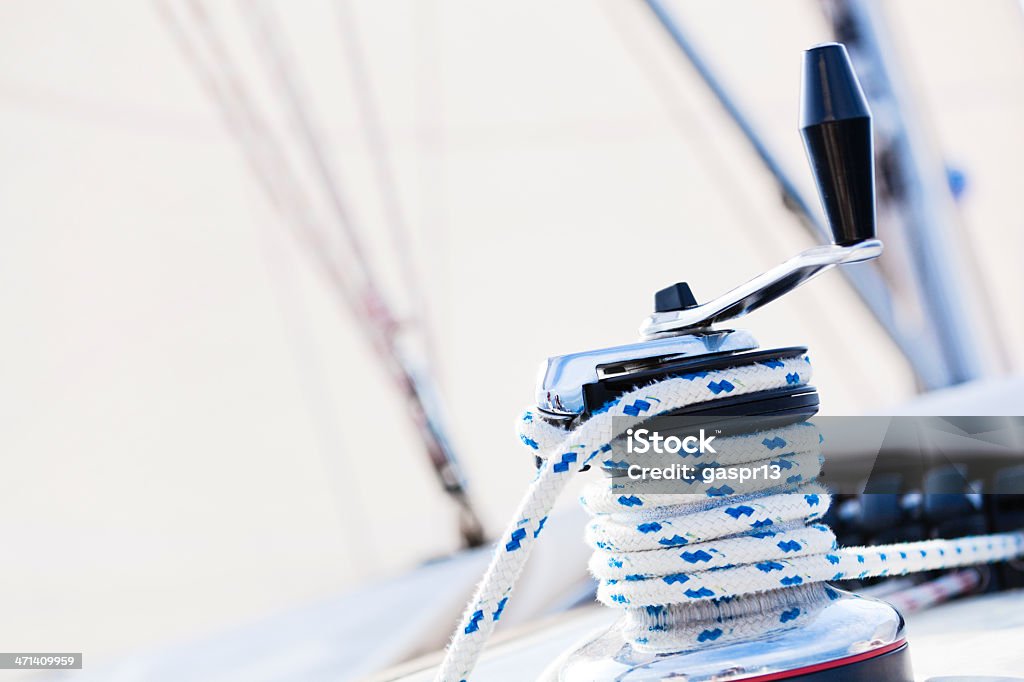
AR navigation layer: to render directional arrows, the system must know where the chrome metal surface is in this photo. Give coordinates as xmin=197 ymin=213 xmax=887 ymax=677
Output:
xmin=640 ymin=239 xmax=883 ymax=338
xmin=543 ymin=585 xmax=906 ymax=681
xmin=536 ymin=330 xmax=758 ymax=415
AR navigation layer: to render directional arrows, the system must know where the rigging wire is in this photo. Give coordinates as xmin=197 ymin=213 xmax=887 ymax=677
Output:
xmin=238 ymin=3 xmax=484 ymax=548
xmin=158 ymin=0 xmax=485 ymax=547
xmin=412 ymin=0 xmax=452 ymax=383
xmin=162 ymin=0 xmax=352 ymax=287
xmin=335 ymin=0 xmax=440 ymax=371
xmin=156 ymin=0 xmax=379 ymax=555
xmin=258 ymin=209 xmax=382 ymax=573
xmin=240 ymin=0 xmax=384 ymax=320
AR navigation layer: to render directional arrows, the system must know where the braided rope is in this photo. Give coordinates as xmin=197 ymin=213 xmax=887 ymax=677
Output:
xmin=435 ymin=354 xmax=1024 ymax=680
xmin=435 ymin=357 xmax=811 ymax=681
xmin=623 ymin=582 xmax=842 ymax=651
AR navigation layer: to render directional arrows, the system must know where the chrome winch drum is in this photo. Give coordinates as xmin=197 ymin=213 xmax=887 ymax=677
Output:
xmin=538 ymin=348 xmax=911 ymax=682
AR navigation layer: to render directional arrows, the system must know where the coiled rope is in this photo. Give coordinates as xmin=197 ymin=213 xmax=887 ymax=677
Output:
xmin=435 ymin=355 xmax=1024 ymax=681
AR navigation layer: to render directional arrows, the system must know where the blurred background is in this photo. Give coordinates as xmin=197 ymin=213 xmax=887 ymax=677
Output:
xmin=1 ymin=0 xmax=1022 ymax=678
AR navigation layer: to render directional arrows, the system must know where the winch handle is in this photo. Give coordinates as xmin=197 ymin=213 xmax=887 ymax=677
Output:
xmin=640 ymin=42 xmax=880 ymax=338
xmin=800 ymin=42 xmax=876 ymax=246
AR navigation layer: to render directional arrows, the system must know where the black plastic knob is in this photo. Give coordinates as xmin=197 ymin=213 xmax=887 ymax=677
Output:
xmin=800 ymin=43 xmax=876 ymax=246
xmin=654 ymin=282 xmax=698 ymax=313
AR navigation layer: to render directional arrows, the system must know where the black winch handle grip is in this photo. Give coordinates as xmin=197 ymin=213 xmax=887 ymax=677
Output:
xmin=800 ymin=42 xmax=876 ymax=246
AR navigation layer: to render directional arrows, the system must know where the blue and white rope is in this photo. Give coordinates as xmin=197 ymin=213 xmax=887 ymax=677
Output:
xmin=435 ymin=355 xmax=1024 ymax=681
xmin=623 ymin=582 xmax=843 ymax=651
